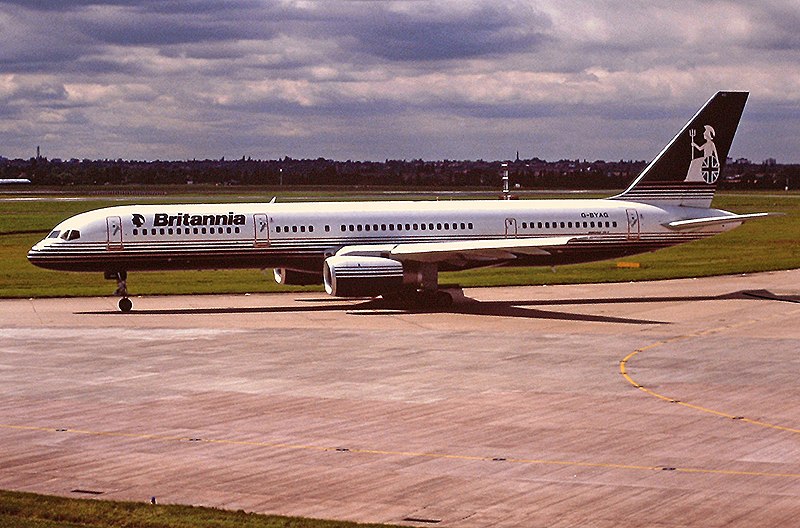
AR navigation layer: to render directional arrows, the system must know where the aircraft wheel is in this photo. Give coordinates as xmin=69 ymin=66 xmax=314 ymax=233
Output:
xmin=118 ymin=297 xmax=133 ymax=312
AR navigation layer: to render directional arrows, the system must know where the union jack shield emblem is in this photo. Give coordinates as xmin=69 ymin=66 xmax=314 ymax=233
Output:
xmin=701 ymin=154 xmax=720 ymax=184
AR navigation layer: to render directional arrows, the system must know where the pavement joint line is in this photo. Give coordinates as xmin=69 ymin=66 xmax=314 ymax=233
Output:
xmin=620 ymin=306 xmax=800 ymax=434
xmin=2 ymin=422 xmax=800 ymax=480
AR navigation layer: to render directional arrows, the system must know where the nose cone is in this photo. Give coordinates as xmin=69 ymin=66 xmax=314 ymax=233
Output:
xmin=28 ymin=241 xmax=45 ymax=267
xmin=27 ymin=238 xmax=54 ymax=269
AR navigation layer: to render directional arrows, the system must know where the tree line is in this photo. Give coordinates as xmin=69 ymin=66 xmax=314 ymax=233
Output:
xmin=2 ymin=156 xmax=798 ymax=190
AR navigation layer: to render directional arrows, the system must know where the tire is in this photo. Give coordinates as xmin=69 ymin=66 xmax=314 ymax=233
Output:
xmin=118 ymin=297 xmax=133 ymax=312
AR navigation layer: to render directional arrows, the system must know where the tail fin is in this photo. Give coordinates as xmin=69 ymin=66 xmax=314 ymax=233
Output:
xmin=612 ymin=91 xmax=749 ymax=208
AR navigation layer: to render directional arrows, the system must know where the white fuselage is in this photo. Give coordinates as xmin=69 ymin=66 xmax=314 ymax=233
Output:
xmin=28 ymin=198 xmax=738 ymax=274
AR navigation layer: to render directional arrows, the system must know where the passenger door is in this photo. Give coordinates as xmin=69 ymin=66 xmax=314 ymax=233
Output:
xmin=626 ymin=209 xmax=640 ymax=240
xmin=254 ymin=214 xmax=269 ymax=247
xmin=504 ymin=217 xmax=518 ymax=238
xmin=106 ymin=216 xmax=123 ymax=250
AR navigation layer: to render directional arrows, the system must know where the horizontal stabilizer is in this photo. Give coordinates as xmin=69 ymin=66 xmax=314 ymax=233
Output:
xmin=664 ymin=212 xmax=779 ymax=230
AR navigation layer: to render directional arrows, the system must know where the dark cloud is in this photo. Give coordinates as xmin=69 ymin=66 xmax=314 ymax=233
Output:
xmin=341 ymin=4 xmax=552 ymax=62
xmin=746 ymin=4 xmax=800 ymax=51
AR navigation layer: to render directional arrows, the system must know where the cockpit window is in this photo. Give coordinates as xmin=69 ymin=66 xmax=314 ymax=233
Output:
xmin=47 ymin=230 xmax=61 ymax=239
xmin=60 ymin=230 xmax=81 ymax=241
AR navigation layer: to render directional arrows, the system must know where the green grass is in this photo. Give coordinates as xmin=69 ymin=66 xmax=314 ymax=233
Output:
xmin=0 ymin=490 xmax=401 ymax=528
xmin=1 ymin=190 xmax=798 ymax=298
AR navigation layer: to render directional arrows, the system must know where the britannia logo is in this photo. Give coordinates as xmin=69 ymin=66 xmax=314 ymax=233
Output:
xmin=684 ymin=125 xmax=720 ymax=184
xmin=132 ymin=214 xmax=145 ymax=227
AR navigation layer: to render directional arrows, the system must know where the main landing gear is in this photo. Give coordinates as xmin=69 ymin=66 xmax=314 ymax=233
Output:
xmin=105 ymin=271 xmax=132 ymax=312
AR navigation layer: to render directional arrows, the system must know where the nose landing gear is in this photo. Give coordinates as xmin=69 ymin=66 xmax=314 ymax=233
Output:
xmin=118 ymin=296 xmax=133 ymax=312
xmin=105 ymin=271 xmax=132 ymax=312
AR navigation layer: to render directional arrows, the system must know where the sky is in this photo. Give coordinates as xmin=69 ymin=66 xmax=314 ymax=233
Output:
xmin=1 ymin=0 xmax=799 ymax=163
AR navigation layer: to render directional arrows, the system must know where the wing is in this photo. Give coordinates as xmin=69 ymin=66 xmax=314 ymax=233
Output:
xmin=335 ymin=236 xmax=583 ymax=265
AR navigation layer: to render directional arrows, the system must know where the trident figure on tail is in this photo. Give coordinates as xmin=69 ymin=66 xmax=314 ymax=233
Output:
xmin=685 ymin=125 xmax=720 ymax=183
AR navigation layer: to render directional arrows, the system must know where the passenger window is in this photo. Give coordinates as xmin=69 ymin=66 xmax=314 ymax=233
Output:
xmin=428 ymin=223 xmax=434 ymax=230
xmin=612 ymin=221 xmax=618 ymax=228
xmin=460 ymin=223 xmax=465 ymax=229
xmin=357 ymin=225 xmax=362 ymax=232
xmin=292 ymin=226 xmax=298 ymax=233
xmin=341 ymin=225 xmax=346 ymax=232
xmin=364 ymin=224 xmax=370 ymax=231
xmin=413 ymin=224 xmax=418 ymax=230
xmin=309 ymin=226 xmax=314 ymax=232
xmin=420 ymin=223 xmax=426 ymax=230
xmin=468 ymin=223 xmax=473 ymax=229
xmin=325 ymin=225 xmax=330 ymax=232
xmin=405 ymin=224 xmax=411 ymax=230
xmin=560 ymin=222 xmax=565 ymax=228
xmin=373 ymin=224 xmax=378 ymax=231
xmin=437 ymin=223 xmax=442 ymax=230
xmin=201 ymin=228 xmax=207 ymax=234
xmin=300 ymin=225 xmax=306 ymax=232
xmin=133 ymin=229 xmax=138 ymax=235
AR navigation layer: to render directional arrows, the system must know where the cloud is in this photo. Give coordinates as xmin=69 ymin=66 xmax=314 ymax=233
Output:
xmin=0 ymin=0 xmax=799 ymax=162
xmin=335 ymin=2 xmax=552 ymax=62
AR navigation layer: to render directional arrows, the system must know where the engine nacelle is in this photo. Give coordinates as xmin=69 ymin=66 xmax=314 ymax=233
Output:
xmin=323 ymin=255 xmax=404 ymax=297
xmin=273 ymin=268 xmax=323 ymax=286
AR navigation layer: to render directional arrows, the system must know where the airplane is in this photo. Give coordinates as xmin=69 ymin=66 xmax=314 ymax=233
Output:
xmin=0 ymin=178 xmax=32 ymax=184
xmin=28 ymin=91 xmax=774 ymax=312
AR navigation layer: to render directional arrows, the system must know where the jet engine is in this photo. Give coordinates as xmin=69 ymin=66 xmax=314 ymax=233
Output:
xmin=323 ymin=255 xmax=405 ymax=297
xmin=273 ymin=268 xmax=323 ymax=286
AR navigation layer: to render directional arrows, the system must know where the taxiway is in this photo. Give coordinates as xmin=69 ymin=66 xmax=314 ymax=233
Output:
xmin=1 ymin=270 xmax=800 ymax=527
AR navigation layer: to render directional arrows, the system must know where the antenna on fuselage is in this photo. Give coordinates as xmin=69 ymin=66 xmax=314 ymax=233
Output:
xmin=269 ymin=196 xmax=277 ymax=203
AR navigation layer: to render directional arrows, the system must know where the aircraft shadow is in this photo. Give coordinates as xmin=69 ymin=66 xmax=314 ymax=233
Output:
xmin=75 ymin=289 xmax=797 ymax=325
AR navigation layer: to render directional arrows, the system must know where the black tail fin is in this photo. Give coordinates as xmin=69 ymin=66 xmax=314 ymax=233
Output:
xmin=612 ymin=91 xmax=749 ymax=208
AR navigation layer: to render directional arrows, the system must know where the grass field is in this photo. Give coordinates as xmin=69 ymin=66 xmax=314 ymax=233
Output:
xmin=0 ymin=490 xmax=400 ymax=528
xmin=0 ymin=189 xmax=797 ymax=298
